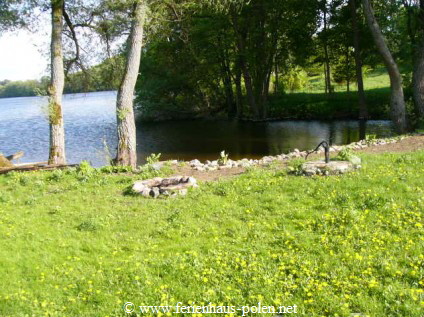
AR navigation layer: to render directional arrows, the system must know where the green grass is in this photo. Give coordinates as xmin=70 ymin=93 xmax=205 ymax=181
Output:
xmin=269 ymin=88 xmax=392 ymax=120
xmin=266 ymin=67 xmax=400 ymax=120
xmin=0 ymin=151 xmax=423 ymax=316
xmin=295 ymin=66 xmax=391 ymax=94
xmin=266 ymin=67 xmax=399 ymax=120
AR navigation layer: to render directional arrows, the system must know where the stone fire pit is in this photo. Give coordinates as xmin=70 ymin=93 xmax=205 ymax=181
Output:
xmin=132 ymin=176 xmax=198 ymax=198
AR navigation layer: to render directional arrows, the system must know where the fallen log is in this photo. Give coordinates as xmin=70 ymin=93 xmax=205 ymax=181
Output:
xmin=14 ymin=162 xmax=48 ymax=167
xmin=6 ymin=151 xmax=24 ymax=161
xmin=0 ymin=154 xmax=14 ymax=168
xmin=0 ymin=163 xmax=80 ymax=175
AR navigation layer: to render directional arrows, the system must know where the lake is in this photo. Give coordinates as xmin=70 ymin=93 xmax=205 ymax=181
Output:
xmin=0 ymin=91 xmax=395 ymax=166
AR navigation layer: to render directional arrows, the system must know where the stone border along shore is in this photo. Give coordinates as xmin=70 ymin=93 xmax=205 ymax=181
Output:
xmin=177 ymin=136 xmax=408 ymax=172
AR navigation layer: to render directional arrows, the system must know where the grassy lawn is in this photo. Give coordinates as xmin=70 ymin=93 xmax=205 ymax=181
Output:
xmin=0 ymin=151 xmax=423 ymax=316
xmin=268 ymin=88 xmax=391 ymax=120
xmin=296 ymin=66 xmax=391 ymax=94
xmin=267 ymin=67 xmax=400 ymax=120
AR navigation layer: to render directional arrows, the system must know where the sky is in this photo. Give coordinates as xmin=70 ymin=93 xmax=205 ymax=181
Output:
xmin=0 ymin=30 xmax=48 ymax=81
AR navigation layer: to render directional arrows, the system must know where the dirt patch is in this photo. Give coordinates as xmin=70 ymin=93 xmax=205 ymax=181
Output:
xmin=359 ymin=135 xmax=424 ymax=154
xmin=170 ymin=135 xmax=424 ymax=182
xmin=171 ymin=166 xmax=247 ymax=182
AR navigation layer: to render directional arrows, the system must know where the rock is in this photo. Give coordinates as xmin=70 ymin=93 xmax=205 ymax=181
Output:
xmin=150 ymin=162 xmax=164 ymax=171
xmin=304 ymin=168 xmax=317 ymax=176
xmin=160 ymin=189 xmax=170 ymax=196
xmin=150 ymin=187 xmax=161 ymax=198
xmin=210 ymin=160 xmax=219 ymax=166
xmin=262 ymin=156 xmax=275 ymax=164
xmin=132 ymin=181 xmax=147 ymax=193
xmin=132 ymin=176 xmax=198 ymax=198
xmin=161 ymin=176 xmax=183 ymax=186
xmin=187 ymin=177 xmax=197 ymax=186
xmin=349 ymin=156 xmax=362 ymax=166
xmin=178 ymin=189 xmax=188 ymax=196
xmin=141 ymin=188 xmax=151 ymax=197
xmin=301 ymin=160 xmax=357 ymax=176
xmin=143 ymin=177 xmax=163 ymax=188
xmin=190 ymin=159 xmax=202 ymax=167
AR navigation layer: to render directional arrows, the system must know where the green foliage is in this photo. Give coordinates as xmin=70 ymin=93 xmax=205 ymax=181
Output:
xmin=76 ymin=161 xmax=97 ymax=181
xmin=286 ymin=158 xmax=305 ymax=175
xmin=0 ymin=79 xmax=48 ymax=98
xmin=335 ymin=147 xmax=354 ymax=161
xmin=1 ymin=151 xmax=423 ymax=316
xmin=145 ymin=153 xmax=162 ymax=165
xmin=218 ymin=150 xmax=229 ymax=165
xmin=366 ymin=134 xmax=377 ymax=142
xmin=64 ymin=56 xmax=124 ymax=94
xmin=100 ymin=165 xmax=133 ymax=174
xmin=282 ymin=67 xmax=309 ymax=92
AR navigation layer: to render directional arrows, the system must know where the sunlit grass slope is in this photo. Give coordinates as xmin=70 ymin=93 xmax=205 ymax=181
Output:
xmin=0 ymin=151 xmax=423 ymax=316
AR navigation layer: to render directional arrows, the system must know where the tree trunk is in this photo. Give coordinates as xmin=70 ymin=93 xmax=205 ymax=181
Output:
xmin=324 ymin=64 xmax=328 ymax=94
xmin=115 ymin=1 xmax=147 ymax=168
xmin=235 ymin=58 xmax=244 ymax=118
xmin=350 ymin=0 xmax=368 ymax=119
xmin=346 ymin=46 xmax=350 ymax=92
xmin=362 ymin=0 xmax=406 ymax=133
xmin=275 ymin=63 xmax=279 ymax=94
xmin=232 ymin=13 xmax=259 ymax=118
xmin=413 ymin=1 xmax=424 ymax=121
xmin=413 ymin=40 xmax=424 ymax=120
xmin=218 ymin=40 xmax=236 ymax=119
xmin=48 ymin=0 xmax=66 ymax=165
xmin=323 ymin=4 xmax=332 ymax=94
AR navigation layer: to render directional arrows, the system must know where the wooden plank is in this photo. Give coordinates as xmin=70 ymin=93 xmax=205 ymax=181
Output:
xmin=13 ymin=162 xmax=48 ymax=167
xmin=0 ymin=164 xmax=80 ymax=175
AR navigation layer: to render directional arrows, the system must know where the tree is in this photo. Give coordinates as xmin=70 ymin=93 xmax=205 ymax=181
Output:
xmin=362 ymin=0 xmax=406 ymax=133
xmin=0 ymin=0 xmax=24 ymax=33
xmin=320 ymin=0 xmax=332 ymax=94
xmin=48 ymin=0 xmax=66 ymax=165
xmin=115 ymin=0 xmax=147 ymax=168
xmin=350 ymin=0 xmax=368 ymax=119
xmin=402 ymin=0 xmax=424 ymax=122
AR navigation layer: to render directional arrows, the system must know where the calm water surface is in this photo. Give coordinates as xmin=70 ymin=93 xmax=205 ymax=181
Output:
xmin=0 ymin=91 xmax=395 ymax=166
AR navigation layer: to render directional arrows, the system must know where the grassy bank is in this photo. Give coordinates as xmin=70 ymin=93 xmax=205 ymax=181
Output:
xmin=0 ymin=151 xmax=423 ymax=316
xmin=268 ymin=88 xmax=393 ymax=120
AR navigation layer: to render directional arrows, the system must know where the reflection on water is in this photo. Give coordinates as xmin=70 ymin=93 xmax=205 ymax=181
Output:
xmin=0 ymin=91 xmax=395 ymax=166
xmin=138 ymin=120 xmax=394 ymax=163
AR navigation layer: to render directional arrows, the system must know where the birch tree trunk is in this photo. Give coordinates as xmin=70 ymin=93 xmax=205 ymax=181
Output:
xmin=48 ymin=0 xmax=66 ymax=165
xmin=362 ymin=0 xmax=406 ymax=133
xmin=350 ymin=0 xmax=368 ymax=119
xmin=115 ymin=1 xmax=147 ymax=168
